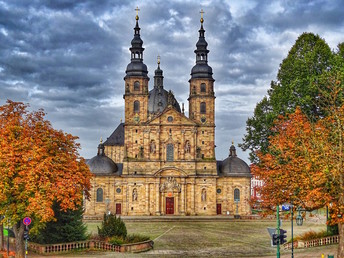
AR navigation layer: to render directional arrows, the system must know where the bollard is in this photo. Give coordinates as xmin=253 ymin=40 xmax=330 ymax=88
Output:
xmin=321 ymin=254 xmax=324 ymax=258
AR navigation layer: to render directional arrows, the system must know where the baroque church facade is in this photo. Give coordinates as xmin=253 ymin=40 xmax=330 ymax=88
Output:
xmin=84 ymin=11 xmax=251 ymax=218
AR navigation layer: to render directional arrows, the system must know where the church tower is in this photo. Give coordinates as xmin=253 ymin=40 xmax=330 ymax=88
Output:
xmin=188 ymin=11 xmax=215 ymax=159
xmin=123 ymin=8 xmax=149 ymax=124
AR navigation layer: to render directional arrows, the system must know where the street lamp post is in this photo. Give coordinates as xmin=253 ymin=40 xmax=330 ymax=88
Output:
xmin=291 ymin=205 xmax=304 ymax=258
xmin=291 ymin=204 xmax=294 ymax=258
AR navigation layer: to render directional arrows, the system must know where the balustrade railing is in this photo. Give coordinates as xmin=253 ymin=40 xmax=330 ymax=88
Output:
xmin=283 ymin=235 xmax=339 ymax=250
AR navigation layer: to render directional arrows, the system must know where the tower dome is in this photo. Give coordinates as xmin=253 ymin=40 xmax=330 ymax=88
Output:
xmin=87 ymin=142 xmax=119 ymax=175
xmin=148 ymin=57 xmax=181 ymax=114
xmin=220 ymin=144 xmax=251 ymax=177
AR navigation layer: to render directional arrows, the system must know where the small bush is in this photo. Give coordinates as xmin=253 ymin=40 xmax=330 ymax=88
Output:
xmin=294 ymin=230 xmax=334 ymax=241
xmin=109 ymin=236 xmax=125 ymax=245
xmin=97 ymin=213 xmax=127 ymax=239
xmin=125 ymin=234 xmax=150 ymax=243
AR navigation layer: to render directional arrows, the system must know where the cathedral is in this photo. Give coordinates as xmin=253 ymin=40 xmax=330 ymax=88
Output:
xmin=84 ymin=11 xmax=251 ymax=218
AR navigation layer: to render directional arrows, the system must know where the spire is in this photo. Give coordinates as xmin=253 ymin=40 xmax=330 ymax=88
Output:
xmin=97 ymin=139 xmax=105 ymax=156
xmin=154 ymin=55 xmax=164 ymax=88
xmin=125 ymin=6 xmax=148 ymax=79
xmin=190 ymin=9 xmax=213 ymax=79
xmin=195 ymin=9 xmax=209 ymax=64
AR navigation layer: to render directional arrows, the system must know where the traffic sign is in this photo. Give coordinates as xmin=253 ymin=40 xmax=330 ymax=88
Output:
xmin=267 ymin=227 xmax=276 ymax=237
xmin=23 ymin=217 xmax=31 ymax=226
xmin=282 ymin=204 xmax=290 ymax=211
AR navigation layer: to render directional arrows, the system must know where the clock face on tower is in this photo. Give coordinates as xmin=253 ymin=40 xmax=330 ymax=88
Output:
xmin=201 ymin=116 xmax=206 ymax=124
xmin=134 ymin=114 xmax=140 ymax=123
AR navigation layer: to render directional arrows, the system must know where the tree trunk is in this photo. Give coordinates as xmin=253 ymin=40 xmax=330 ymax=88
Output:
xmin=0 ymin=223 xmax=4 ymax=251
xmin=12 ymin=222 xmax=25 ymax=258
xmin=338 ymin=222 xmax=344 ymax=258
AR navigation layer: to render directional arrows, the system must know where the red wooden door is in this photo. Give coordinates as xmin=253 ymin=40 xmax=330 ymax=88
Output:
xmin=166 ymin=197 xmax=174 ymax=214
xmin=116 ymin=203 xmax=121 ymax=215
xmin=216 ymin=204 xmax=222 ymax=215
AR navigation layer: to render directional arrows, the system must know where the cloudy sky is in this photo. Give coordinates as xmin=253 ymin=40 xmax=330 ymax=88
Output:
xmin=0 ymin=0 xmax=343 ymax=162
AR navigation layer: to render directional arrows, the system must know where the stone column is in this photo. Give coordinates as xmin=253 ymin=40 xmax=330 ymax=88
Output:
xmin=157 ymin=128 xmax=161 ymax=160
xmin=191 ymin=181 xmax=195 ymax=215
xmin=175 ymin=193 xmax=179 ymax=215
xmin=124 ymin=183 xmax=129 ymax=215
xmin=193 ymin=128 xmax=197 ymax=159
xmin=181 ymin=179 xmax=186 ymax=215
xmin=145 ymin=183 xmax=150 ymax=215
xmin=148 ymin=130 xmax=151 ymax=160
xmin=161 ymin=193 xmax=165 ymax=215
xmin=155 ymin=178 xmax=160 ymax=215
xmin=181 ymin=130 xmax=185 ymax=160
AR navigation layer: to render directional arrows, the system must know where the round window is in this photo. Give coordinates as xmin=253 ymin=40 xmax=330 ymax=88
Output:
xmin=216 ymin=188 xmax=221 ymax=194
xmin=201 ymin=117 xmax=206 ymax=123
xmin=167 ymin=116 xmax=173 ymax=122
xmin=116 ymin=188 xmax=121 ymax=194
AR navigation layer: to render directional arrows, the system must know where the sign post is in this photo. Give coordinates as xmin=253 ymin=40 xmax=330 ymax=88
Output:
xmin=23 ymin=217 xmax=31 ymax=258
xmin=276 ymin=205 xmax=280 ymax=258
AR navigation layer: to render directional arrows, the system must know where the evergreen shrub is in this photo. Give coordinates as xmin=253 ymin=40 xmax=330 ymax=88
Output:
xmin=97 ymin=213 xmax=127 ymax=239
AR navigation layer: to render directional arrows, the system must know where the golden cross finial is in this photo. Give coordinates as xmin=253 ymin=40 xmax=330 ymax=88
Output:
xmin=157 ymin=55 xmax=160 ymax=65
xmin=200 ymin=9 xmax=204 ymax=23
xmin=100 ymin=137 xmax=103 ymax=144
xmin=232 ymin=140 xmax=234 ymax=145
xmin=135 ymin=6 xmax=140 ymax=20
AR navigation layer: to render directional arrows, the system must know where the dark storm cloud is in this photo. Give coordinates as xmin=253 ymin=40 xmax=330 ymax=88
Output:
xmin=0 ymin=0 xmax=343 ymax=161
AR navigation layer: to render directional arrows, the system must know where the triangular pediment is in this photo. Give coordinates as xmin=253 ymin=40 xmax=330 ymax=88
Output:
xmin=147 ymin=106 xmax=197 ymax=126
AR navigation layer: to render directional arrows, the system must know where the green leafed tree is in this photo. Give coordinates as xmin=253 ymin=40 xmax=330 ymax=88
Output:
xmin=240 ymin=32 xmax=335 ymax=162
xmin=30 ymin=202 xmax=88 ymax=244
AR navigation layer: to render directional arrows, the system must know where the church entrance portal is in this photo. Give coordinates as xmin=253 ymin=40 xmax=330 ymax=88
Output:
xmin=217 ymin=204 xmax=222 ymax=215
xmin=116 ymin=203 xmax=121 ymax=215
xmin=166 ymin=197 xmax=174 ymax=214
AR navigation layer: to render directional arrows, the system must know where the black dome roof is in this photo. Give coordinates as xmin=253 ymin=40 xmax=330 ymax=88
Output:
xmin=219 ymin=145 xmax=251 ymax=177
xmin=125 ymin=61 xmax=148 ymax=78
xmin=87 ymin=144 xmax=119 ymax=175
xmin=191 ymin=63 xmax=213 ymax=79
xmin=148 ymin=61 xmax=181 ymax=114
xmin=148 ymin=88 xmax=181 ymax=114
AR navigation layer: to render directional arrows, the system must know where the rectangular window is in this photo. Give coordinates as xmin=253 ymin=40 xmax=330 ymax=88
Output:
xmin=166 ymin=144 xmax=174 ymax=161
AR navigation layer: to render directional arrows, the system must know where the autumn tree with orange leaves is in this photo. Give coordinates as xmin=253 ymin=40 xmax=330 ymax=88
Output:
xmin=252 ymin=76 xmax=344 ymax=255
xmin=0 ymin=100 xmax=92 ymax=258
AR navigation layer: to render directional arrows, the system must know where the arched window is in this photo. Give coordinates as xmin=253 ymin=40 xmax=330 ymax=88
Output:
xmin=166 ymin=144 xmax=174 ymax=161
xmin=200 ymin=102 xmax=206 ymax=114
xmin=200 ymin=83 xmax=206 ymax=93
xmin=134 ymin=81 xmax=140 ymax=91
xmin=96 ymin=188 xmax=103 ymax=202
xmin=234 ymin=188 xmax=240 ymax=202
xmin=197 ymin=54 xmax=200 ymax=61
xmin=134 ymin=100 xmax=140 ymax=113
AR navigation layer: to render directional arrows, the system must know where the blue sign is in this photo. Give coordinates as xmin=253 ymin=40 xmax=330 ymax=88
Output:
xmin=282 ymin=204 xmax=290 ymax=211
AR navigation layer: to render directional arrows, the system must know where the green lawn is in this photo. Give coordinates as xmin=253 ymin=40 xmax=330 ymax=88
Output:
xmin=86 ymin=217 xmax=330 ymax=257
